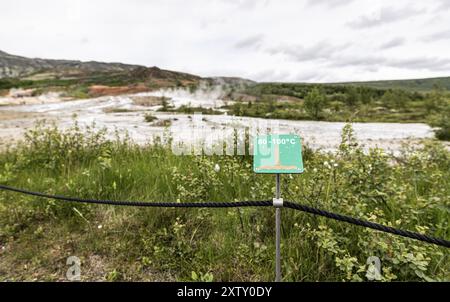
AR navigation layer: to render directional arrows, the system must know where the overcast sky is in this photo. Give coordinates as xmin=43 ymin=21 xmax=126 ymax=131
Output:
xmin=1 ymin=0 xmax=450 ymax=82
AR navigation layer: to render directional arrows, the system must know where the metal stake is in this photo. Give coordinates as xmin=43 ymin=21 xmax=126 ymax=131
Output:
xmin=275 ymin=173 xmax=281 ymax=282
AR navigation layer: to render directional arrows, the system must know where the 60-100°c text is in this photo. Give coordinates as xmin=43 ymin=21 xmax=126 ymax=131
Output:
xmin=177 ymin=286 xmax=272 ymax=299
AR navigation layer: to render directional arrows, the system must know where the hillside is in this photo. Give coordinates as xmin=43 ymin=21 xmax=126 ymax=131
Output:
xmin=2 ymin=49 xmax=450 ymax=93
xmin=0 ymin=50 xmax=204 ymax=97
xmin=0 ymin=50 xmax=142 ymax=79
xmin=337 ymin=77 xmax=450 ymax=92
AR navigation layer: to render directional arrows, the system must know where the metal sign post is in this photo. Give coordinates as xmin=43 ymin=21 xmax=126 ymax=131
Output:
xmin=254 ymin=134 xmax=304 ymax=282
xmin=275 ymin=173 xmax=282 ymax=282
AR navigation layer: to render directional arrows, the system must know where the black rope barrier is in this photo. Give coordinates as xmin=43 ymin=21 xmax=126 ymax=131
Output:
xmin=0 ymin=184 xmax=449 ymax=248
xmin=284 ymin=201 xmax=450 ymax=248
xmin=0 ymin=185 xmax=272 ymax=208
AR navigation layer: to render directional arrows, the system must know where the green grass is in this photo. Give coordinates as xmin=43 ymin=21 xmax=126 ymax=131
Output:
xmin=225 ymin=84 xmax=450 ymax=140
xmin=0 ymin=122 xmax=448 ymax=281
xmin=2 ymin=72 xmax=448 ymax=138
xmin=161 ymin=105 xmax=223 ymax=115
xmin=341 ymin=77 xmax=450 ymax=92
xmin=144 ymin=113 xmax=158 ymax=123
xmin=224 ymin=97 xmax=433 ymax=123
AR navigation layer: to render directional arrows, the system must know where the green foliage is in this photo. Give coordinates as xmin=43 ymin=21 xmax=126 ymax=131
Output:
xmin=144 ymin=113 xmax=157 ymax=123
xmin=304 ymin=87 xmax=326 ymax=119
xmin=427 ymin=89 xmax=450 ymax=141
xmin=425 ymin=88 xmax=446 ymax=114
xmin=433 ymin=114 xmax=450 ymax=141
xmin=344 ymin=77 xmax=450 ymax=92
xmin=380 ymin=89 xmax=412 ymax=109
xmin=230 ymin=82 xmax=448 ymax=141
xmin=67 ymin=85 xmax=90 ymax=99
xmin=160 ymin=97 xmax=170 ymax=111
xmin=165 ymin=105 xmax=222 ymax=115
xmin=0 ymin=123 xmax=449 ymax=281
xmin=230 ymin=82 xmax=426 ymax=123
xmin=191 ymin=271 xmax=214 ymax=282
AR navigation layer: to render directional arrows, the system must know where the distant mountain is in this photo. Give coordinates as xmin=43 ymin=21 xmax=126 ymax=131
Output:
xmin=209 ymin=76 xmax=255 ymax=86
xmin=0 ymin=50 xmax=208 ymax=96
xmin=129 ymin=66 xmax=202 ymax=83
xmin=0 ymin=50 xmax=141 ymax=79
xmin=335 ymin=77 xmax=450 ymax=92
xmin=2 ymin=49 xmax=448 ymax=93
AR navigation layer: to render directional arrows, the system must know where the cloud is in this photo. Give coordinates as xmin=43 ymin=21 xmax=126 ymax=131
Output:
xmin=217 ymin=0 xmax=269 ymax=10
xmin=329 ymin=55 xmax=386 ymax=68
xmin=435 ymin=0 xmax=450 ymax=11
xmin=347 ymin=6 xmax=423 ymax=29
xmin=329 ymin=54 xmax=450 ymax=72
xmin=0 ymin=0 xmax=449 ymax=82
xmin=234 ymin=34 xmax=264 ymax=49
xmin=422 ymin=29 xmax=450 ymax=42
xmin=306 ymin=0 xmax=354 ymax=8
xmin=250 ymin=68 xmax=292 ymax=82
xmin=387 ymin=56 xmax=450 ymax=71
xmin=380 ymin=37 xmax=405 ymax=49
xmin=268 ymin=41 xmax=350 ymax=62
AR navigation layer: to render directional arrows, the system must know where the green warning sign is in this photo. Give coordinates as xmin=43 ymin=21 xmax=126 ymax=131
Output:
xmin=253 ymin=134 xmax=304 ymax=174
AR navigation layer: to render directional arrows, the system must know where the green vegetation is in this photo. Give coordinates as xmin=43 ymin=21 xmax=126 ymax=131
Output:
xmin=103 ymin=108 xmax=135 ymax=114
xmin=0 ymin=123 xmax=448 ymax=281
xmin=0 ymin=72 xmax=140 ymax=100
xmin=304 ymin=87 xmax=327 ymax=119
xmin=162 ymin=105 xmax=223 ymax=115
xmin=1 ymin=72 xmax=448 ymax=139
xmin=0 ymin=68 xmax=200 ymax=100
xmin=144 ymin=113 xmax=158 ymax=123
xmin=342 ymin=76 xmax=450 ymax=92
xmin=224 ymin=83 xmax=450 ymax=140
xmin=0 ymin=72 xmax=135 ymax=90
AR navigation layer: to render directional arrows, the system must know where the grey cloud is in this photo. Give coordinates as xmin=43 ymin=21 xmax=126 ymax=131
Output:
xmin=387 ymin=56 xmax=450 ymax=71
xmin=217 ymin=0 xmax=269 ymax=10
xmin=80 ymin=37 xmax=90 ymax=45
xmin=251 ymin=68 xmax=292 ymax=82
xmin=347 ymin=6 xmax=423 ymax=29
xmin=293 ymin=69 xmax=329 ymax=82
xmin=380 ymin=37 xmax=405 ymax=49
xmin=306 ymin=0 xmax=354 ymax=8
xmin=330 ymin=55 xmax=387 ymax=68
xmin=234 ymin=34 xmax=264 ymax=49
xmin=436 ymin=0 xmax=450 ymax=11
xmin=329 ymin=54 xmax=450 ymax=72
xmin=268 ymin=41 xmax=350 ymax=62
xmin=422 ymin=29 xmax=450 ymax=42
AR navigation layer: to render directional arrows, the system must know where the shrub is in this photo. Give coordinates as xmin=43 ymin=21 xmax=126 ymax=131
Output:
xmin=144 ymin=113 xmax=157 ymax=123
xmin=304 ymin=87 xmax=327 ymax=119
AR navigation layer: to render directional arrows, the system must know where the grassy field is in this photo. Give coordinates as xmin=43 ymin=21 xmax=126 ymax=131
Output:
xmin=0 ymin=68 xmax=200 ymax=99
xmin=221 ymin=83 xmax=450 ymax=140
xmin=341 ymin=76 xmax=450 ymax=92
xmin=1 ymin=72 xmax=449 ymax=140
xmin=229 ymin=83 xmax=448 ymax=123
xmin=0 ymin=122 xmax=449 ymax=281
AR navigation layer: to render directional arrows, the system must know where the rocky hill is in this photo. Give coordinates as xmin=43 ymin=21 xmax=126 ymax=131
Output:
xmin=0 ymin=50 xmax=204 ymax=96
xmin=0 ymin=50 xmax=142 ymax=79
